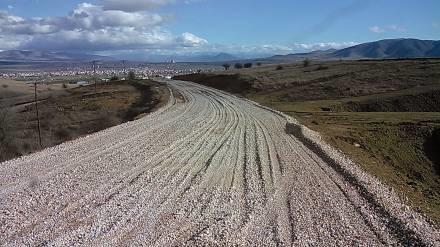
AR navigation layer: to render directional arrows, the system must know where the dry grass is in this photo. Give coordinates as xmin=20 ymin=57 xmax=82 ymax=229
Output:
xmin=176 ymin=58 xmax=440 ymax=226
xmin=0 ymin=80 xmax=169 ymax=162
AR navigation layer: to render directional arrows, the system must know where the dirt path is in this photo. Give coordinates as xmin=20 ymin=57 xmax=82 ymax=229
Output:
xmin=0 ymin=80 xmax=438 ymax=246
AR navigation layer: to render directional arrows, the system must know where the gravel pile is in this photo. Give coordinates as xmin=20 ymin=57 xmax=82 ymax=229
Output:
xmin=0 ymin=80 xmax=438 ymax=246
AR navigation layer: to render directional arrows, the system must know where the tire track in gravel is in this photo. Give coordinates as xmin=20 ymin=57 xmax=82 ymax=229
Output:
xmin=0 ymin=79 xmax=438 ymax=246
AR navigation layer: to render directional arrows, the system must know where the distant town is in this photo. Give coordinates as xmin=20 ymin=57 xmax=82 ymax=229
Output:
xmin=0 ymin=61 xmax=222 ymax=83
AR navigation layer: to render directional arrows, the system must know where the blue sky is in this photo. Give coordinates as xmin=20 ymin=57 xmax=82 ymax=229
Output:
xmin=0 ymin=0 xmax=439 ymax=56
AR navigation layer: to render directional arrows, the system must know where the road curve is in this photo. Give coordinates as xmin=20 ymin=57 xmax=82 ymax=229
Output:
xmin=0 ymin=80 xmax=438 ymax=246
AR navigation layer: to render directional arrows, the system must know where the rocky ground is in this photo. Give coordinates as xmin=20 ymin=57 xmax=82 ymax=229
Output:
xmin=0 ymin=80 xmax=438 ymax=246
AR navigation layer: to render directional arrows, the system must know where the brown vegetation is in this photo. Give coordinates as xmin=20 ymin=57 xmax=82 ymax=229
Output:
xmin=0 ymin=79 xmax=169 ymax=162
xmin=174 ymin=58 xmax=440 ymax=225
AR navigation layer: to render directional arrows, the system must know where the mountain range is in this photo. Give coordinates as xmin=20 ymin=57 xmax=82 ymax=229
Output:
xmin=1 ymin=39 xmax=439 ymax=63
xmin=258 ymin=38 xmax=440 ymax=63
xmin=0 ymin=50 xmax=113 ymax=62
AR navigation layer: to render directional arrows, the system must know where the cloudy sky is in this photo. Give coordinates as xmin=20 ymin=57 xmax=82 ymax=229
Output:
xmin=0 ymin=0 xmax=439 ymax=57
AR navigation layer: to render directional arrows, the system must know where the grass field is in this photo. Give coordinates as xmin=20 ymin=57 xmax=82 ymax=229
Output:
xmin=174 ymin=58 xmax=440 ymax=226
xmin=0 ymin=79 xmax=169 ymax=162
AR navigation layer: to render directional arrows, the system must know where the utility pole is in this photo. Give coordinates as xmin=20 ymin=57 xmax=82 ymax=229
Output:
xmin=34 ymin=81 xmax=42 ymax=148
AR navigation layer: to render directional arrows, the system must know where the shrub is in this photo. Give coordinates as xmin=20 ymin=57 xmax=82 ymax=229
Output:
xmin=54 ymin=128 xmax=70 ymax=141
xmin=222 ymin=64 xmax=231 ymax=70
xmin=62 ymin=83 xmax=68 ymax=89
xmin=316 ymin=65 xmax=329 ymax=71
xmin=303 ymin=58 xmax=310 ymax=67
xmin=244 ymin=63 xmax=253 ymax=68
xmin=234 ymin=63 xmax=243 ymax=69
xmin=256 ymin=62 xmax=262 ymax=66
xmin=276 ymin=65 xmax=284 ymax=70
xmin=2 ymin=84 xmax=8 ymax=88
xmin=110 ymin=76 xmax=119 ymax=81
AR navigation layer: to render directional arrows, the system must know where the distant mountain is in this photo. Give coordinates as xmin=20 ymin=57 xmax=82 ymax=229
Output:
xmin=332 ymin=39 xmax=440 ymax=59
xmin=113 ymin=52 xmax=241 ymax=63
xmin=257 ymin=39 xmax=440 ymax=63
xmin=261 ymin=49 xmax=337 ymax=63
xmin=0 ymin=50 xmax=113 ymax=62
xmin=175 ymin=53 xmax=240 ymax=62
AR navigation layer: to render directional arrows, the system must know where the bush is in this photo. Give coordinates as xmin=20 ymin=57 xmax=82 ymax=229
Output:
xmin=316 ymin=65 xmax=329 ymax=71
xmin=303 ymin=58 xmax=310 ymax=67
xmin=54 ymin=128 xmax=70 ymax=141
xmin=234 ymin=63 xmax=243 ymax=69
xmin=110 ymin=76 xmax=119 ymax=81
xmin=222 ymin=64 xmax=231 ymax=70
xmin=276 ymin=65 xmax=284 ymax=70
xmin=244 ymin=63 xmax=253 ymax=68
xmin=256 ymin=62 xmax=262 ymax=66
xmin=62 ymin=83 xmax=67 ymax=89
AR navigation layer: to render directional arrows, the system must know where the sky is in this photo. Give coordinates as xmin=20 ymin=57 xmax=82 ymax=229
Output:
xmin=0 ymin=0 xmax=439 ymax=57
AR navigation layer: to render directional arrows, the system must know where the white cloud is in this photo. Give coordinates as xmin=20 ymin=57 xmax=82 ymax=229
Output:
xmin=292 ymin=42 xmax=358 ymax=51
xmin=369 ymin=24 xmax=405 ymax=33
xmin=433 ymin=22 xmax=440 ymax=28
xmin=100 ymin=0 xmax=176 ymax=12
xmin=369 ymin=26 xmax=384 ymax=33
xmin=0 ymin=3 xmax=207 ymax=52
xmin=0 ymin=2 xmax=354 ymax=56
xmin=386 ymin=24 xmax=405 ymax=32
xmin=172 ymin=42 xmax=358 ymax=57
xmin=176 ymin=32 xmax=208 ymax=47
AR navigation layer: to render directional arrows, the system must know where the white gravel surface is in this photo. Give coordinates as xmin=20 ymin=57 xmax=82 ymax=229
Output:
xmin=0 ymin=79 xmax=438 ymax=246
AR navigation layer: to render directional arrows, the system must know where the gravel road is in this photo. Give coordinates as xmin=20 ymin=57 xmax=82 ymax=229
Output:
xmin=0 ymin=80 xmax=438 ymax=246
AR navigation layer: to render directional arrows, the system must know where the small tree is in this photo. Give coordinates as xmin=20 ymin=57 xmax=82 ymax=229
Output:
xmin=128 ymin=71 xmax=136 ymax=80
xmin=303 ymin=58 xmax=310 ymax=67
xmin=234 ymin=63 xmax=243 ymax=69
xmin=222 ymin=64 xmax=231 ymax=70
xmin=244 ymin=63 xmax=253 ymax=68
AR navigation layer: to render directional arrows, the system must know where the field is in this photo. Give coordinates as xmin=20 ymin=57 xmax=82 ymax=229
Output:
xmin=0 ymin=79 xmax=169 ymax=162
xmin=174 ymin=58 xmax=440 ymax=225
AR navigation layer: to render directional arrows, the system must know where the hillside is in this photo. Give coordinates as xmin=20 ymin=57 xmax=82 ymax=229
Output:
xmin=257 ymin=39 xmax=440 ymax=63
xmin=174 ymin=58 xmax=440 ymax=225
xmin=332 ymin=39 xmax=440 ymax=59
